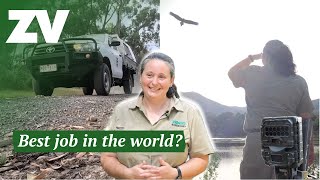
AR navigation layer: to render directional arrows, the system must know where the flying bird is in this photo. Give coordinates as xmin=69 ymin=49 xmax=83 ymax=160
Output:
xmin=169 ymin=12 xmax=199 ymax=26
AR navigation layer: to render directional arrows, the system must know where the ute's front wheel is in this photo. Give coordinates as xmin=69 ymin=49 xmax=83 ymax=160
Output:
xmin=82 ymin=87 xmax=93 ymax=95
xmin=94 ymin=64 xmax=111 ymax=96
xmin=83 ymin=79 xmax=94 ymax=95
xmin=32 ymin=79 xmax=54 ymax=96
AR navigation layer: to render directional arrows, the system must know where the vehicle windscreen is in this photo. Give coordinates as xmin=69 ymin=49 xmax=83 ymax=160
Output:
xmin=74 ymin=34 xmax=105 ymax=43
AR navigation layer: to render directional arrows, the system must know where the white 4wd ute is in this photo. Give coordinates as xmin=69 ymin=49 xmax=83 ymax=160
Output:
xmin=25 ymin=33 xmax=137 ymax=96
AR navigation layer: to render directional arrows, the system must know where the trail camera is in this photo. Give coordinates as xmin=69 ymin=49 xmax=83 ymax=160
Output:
xmin=261 ymin=116 xmax=303 ymax=167
xmin=261 ymin=116 xmax=306 ymax=178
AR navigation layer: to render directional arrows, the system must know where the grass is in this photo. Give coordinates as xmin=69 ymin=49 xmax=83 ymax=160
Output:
xmin=0 ymin=89 xmax=34 ymax=98
xmin=53 ymin=87 xmax=84 ymax=96
xmin=0 ymin=88 xmax=84 ymax=98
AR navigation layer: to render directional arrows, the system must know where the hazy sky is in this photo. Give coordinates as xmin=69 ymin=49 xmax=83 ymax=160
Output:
xmin=160 ymin=0 xmax=320 ymax=107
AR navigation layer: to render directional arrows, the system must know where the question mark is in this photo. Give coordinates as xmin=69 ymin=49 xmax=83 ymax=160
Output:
xmin=175 ymin=134 xmax=183 ymax=147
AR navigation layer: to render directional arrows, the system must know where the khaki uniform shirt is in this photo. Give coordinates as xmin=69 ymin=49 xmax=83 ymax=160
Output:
xmin=235 ymin=65 xmax=314 ymax=132
xmin=105 ymin=95 xmax=214 ymax=168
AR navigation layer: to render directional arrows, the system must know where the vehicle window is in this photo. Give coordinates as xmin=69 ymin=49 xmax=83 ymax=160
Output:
xmin=124 ymin=44 xmax=133 ymax=60
xmin=107 ymin=37 xmax=112 ymax=45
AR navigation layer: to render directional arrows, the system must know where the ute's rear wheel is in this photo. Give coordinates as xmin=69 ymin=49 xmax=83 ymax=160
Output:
xmin=123 ymin=73 xmax=133 ymax=94
xmin=32 ymin=79 xmax=54 ymax=96
xmin=94 ymin=64 xmax=111 ymax=96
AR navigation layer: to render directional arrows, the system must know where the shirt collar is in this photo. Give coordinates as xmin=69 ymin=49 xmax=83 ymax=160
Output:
xmin=129 ymin=95 xmax=184 ymax=112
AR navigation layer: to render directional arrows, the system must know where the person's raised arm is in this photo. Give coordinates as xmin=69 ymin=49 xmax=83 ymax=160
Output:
xmin=228 ymin=53 xmax=262 ymax=87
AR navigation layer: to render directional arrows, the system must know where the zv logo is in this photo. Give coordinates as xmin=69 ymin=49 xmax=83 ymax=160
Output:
xmin=6 ymin=10 xmax=69 ymax=43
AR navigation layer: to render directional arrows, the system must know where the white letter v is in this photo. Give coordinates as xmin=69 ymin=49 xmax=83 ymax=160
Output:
xmin=36 ymin=10 xmax=69 ymax=43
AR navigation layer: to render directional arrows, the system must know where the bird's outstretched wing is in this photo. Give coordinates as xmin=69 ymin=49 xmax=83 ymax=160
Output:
xmin=170 ymin=12 xmax=183 ymax=21
xmin=184 ymin=19 xmax=199 ymax=25
xmin=169 ymin=12 xmax=199 ymax=26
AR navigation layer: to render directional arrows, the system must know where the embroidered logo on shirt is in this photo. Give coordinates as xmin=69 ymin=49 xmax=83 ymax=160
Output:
xmin=171 ymin=120 xmax=186 ymax=127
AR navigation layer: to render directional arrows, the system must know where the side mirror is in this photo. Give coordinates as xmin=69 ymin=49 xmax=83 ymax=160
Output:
xmin=110 ymin=41 xmax=120 ymax=46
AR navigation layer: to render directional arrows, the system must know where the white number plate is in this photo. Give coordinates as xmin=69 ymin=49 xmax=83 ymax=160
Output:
xmin=39 ymin=64 xmax=57 ymax=72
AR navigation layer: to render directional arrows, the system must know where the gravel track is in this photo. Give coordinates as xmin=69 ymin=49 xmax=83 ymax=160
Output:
xmin=0 ymin=94 xmax=135 ymax=137
xmin=0 ymin=94 xmax=135 ymax=179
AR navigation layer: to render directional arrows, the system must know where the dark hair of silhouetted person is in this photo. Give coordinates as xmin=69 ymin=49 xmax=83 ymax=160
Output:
xmin=263 ymin=40 xmax=296 ymax=76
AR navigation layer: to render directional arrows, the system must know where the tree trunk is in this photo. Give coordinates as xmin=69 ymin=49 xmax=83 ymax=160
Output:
xmin=115 ymin=0 xmax=123 ymax=35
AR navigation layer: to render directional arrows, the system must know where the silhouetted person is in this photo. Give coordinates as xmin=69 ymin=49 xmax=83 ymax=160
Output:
xmin=228 ymin=40 xmax=314 ymax=179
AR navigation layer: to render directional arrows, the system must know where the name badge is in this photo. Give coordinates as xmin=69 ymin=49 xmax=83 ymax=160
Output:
xmin=171 ymin=120 xmax=186 ymax=127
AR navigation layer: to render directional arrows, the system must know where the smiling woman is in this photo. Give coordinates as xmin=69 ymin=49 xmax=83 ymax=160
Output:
xmin=100 ymin=52 xmax=214 ymax=179
xmin=139 ymin=53 xmax=179 ymax=124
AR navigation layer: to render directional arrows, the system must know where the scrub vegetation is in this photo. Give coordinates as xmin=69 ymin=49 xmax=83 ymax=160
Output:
xmin=201 ymin=153 xmax=220 ymax=180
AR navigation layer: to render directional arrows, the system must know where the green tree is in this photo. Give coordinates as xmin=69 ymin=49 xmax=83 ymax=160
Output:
xmin=4 ymin=0 xmax=159 ymax=90
xmin=122 ymin=3 xmax=159 ymax=61
xmin=61 ymin=0 xmax=160 ymax=60
xmin=13 ymin=0 xmax=159 ymax=64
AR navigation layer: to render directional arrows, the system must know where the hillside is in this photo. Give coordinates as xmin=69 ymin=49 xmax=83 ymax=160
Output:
xmin=182 ymin=92 xmax=319 ymax=138
xmin=181 ymin=92 xmax=247 ymax=137
xmin=181 ymin=92 xmax=246 ymax=115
